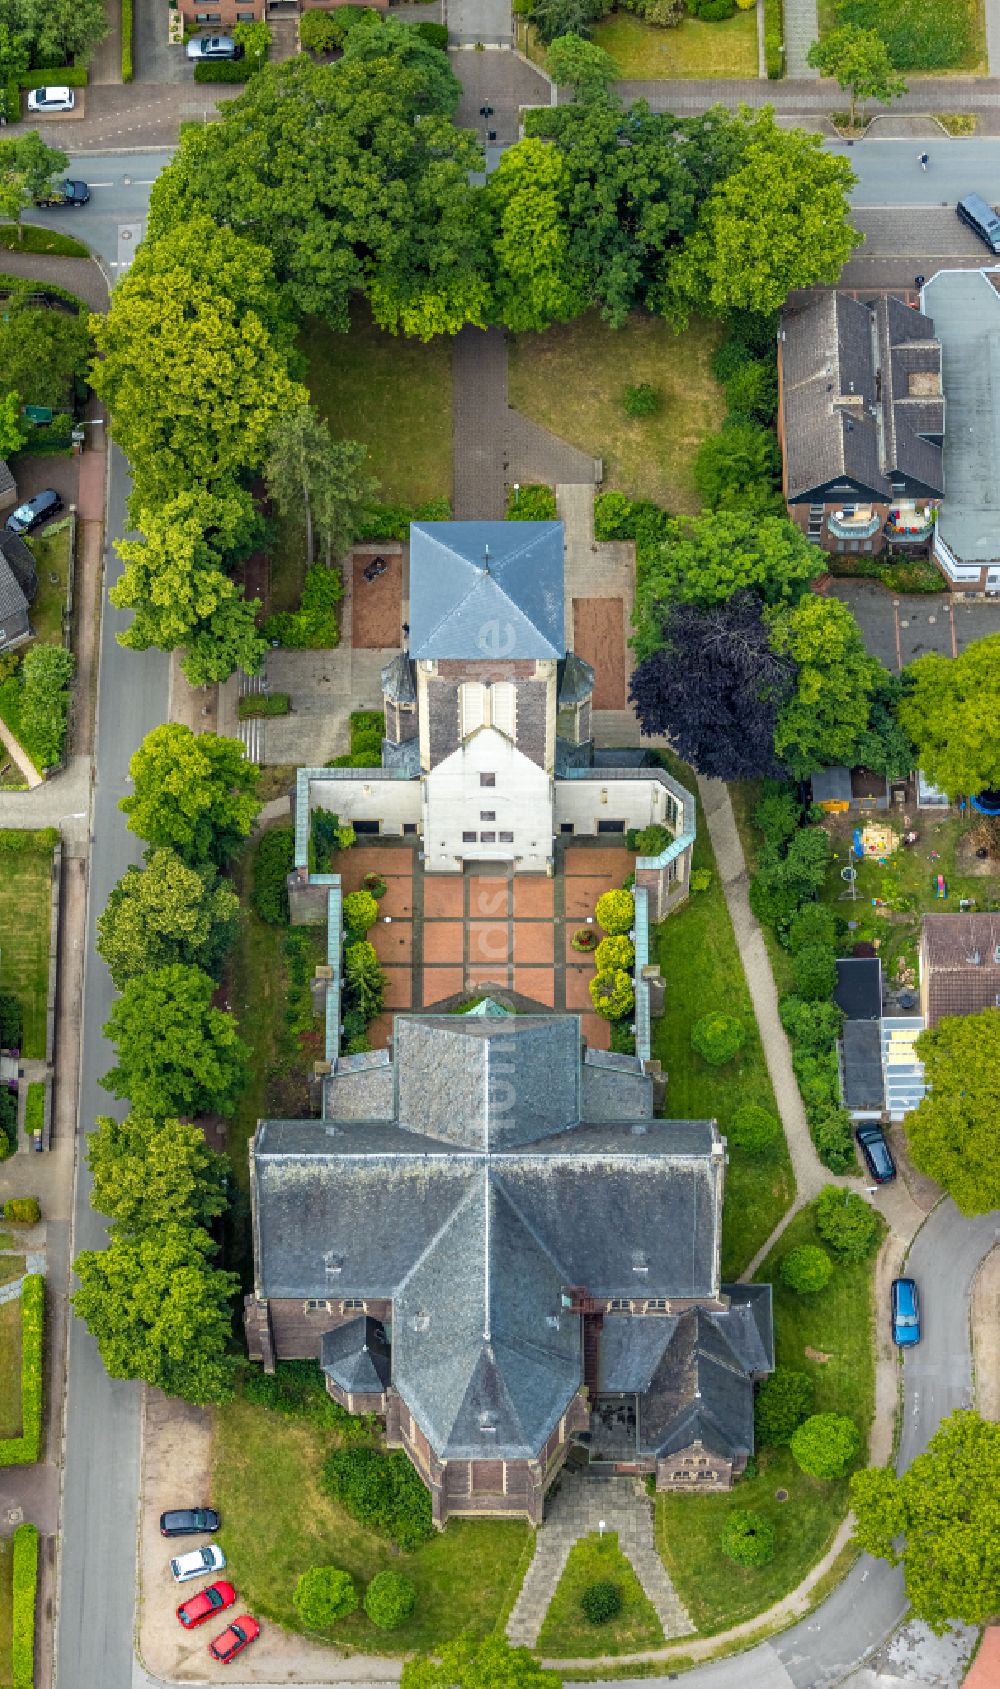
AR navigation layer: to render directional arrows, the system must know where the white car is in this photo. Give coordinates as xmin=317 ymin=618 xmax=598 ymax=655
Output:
xmin=27 ymin=87 xmax=75 ymax=113
xmin=170 ymin=1545 xmax=226 ymax=1585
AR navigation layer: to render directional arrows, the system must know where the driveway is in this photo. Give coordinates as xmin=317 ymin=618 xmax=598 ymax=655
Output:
xmin=446 ymin=0 xmax=511 ymax=45
xmin=827 ymin=579 xmax=1000 ymax=668
xmin=134 ymin=0 xmax=190 ymax=83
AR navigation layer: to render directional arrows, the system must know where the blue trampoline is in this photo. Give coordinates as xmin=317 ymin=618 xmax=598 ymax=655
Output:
xmin=971 ymin=791 xmax=1000 ymax=816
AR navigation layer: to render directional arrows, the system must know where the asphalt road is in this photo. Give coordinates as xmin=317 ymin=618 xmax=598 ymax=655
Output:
xmin=54 ymin=446 xmax=170 ymax=1689
xmin=831 ymin=137 xmax=1000 ymax=209
xmin=24 ymin=150 xmax=173 ymax=277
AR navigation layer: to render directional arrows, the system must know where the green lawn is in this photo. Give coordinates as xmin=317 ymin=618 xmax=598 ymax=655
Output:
xmin=819 ymin=0 xmax=985 ymax=70
xmin=593 ymin=8 xmax=759 ymax=77
xmin=0 ymin=224 xmax=90 ymax=257
xmin=26 ymin=522 xmax=71 ymax=646
xmin=0 ymin=833 xmax=54 ymax=1058
xmin=0 ymin=1299 xmax=22 ymax=1440
xmin=0 ymin=1257 xmax=25 ymax=1288
xmin=508 ymin=312 xmax=725 ymax=514
xmin=213 ymin=1394 xmax=532 ymax=1655
xmin=650 ymin=757 xmax=794 ymax=1279
xmin=537 ymin=1531 xmax=664 ymax=1657
xmin=0 ymin=1536 xmax=11 ymax=1688
xmin=658 ymin=1201 xmax=880 ymax=1634
xmin=304 ymin=301 xmax=453 ymax=509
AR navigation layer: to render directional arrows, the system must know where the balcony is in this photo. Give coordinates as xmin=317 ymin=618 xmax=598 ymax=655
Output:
xmin=884 ymin=503 xmax=935 ymax=545
xmin=827 ymin=507 xmax=881 ymax=541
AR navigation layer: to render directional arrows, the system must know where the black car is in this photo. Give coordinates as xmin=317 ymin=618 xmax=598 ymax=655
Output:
xmin=856 ymin=1123 xmax=896 ymax=1184
xmin=35 ymin=178 xmax=90 ymax=208
xmin=160 ymin=1506 xmax=221 ymax=1538
xmin=6 ymin=490 xmax=63 ymax=535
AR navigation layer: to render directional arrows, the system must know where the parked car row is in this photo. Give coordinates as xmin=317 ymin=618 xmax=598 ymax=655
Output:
xmin=159 ymin=1506 xmax=260 ymax=1665
xmin=6 ymin=490 xmax=64 ymax=536
xmin=852 ymin=1129 xmax=922 ymax=1347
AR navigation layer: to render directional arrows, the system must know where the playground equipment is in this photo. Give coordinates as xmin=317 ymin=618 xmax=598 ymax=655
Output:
xmin=858 ymin=823 xmax=898 ymax=859
xmin=935 ymin=874 xmax=947 ymax=899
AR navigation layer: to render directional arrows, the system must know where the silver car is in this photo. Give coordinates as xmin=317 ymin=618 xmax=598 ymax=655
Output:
xmin=170 ymin=1544 xmax=227 ymax=1584
xmin=185 ymin=34 xmax=240 ymax=59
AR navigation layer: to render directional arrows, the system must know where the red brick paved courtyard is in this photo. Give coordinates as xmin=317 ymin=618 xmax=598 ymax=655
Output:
xmin=337 ymin=840 xmax=634 ymax=1052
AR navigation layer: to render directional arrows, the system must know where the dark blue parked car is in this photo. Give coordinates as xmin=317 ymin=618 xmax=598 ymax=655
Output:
xmin=891 ymin=1277 xmax=921 ymax=1347
xmin=856 ymin=1123 xmax=896 ymax=1184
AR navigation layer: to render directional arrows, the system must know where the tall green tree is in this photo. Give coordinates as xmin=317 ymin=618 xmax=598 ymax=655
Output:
xmin=0 ymin=299 xmax=89 ymax=411
xmin=18 ymin=643 xmax=74 ymax=769
xmin=2 ymin=0 xmax=107 ymax=66
xmin=101 ymin=963 xmax=249 ymax=1119
xmin=72 ymin=1223 xmax=237 ymax=1405
xmin=0 ymin=132 xmax=67 ymax=243
xmin=770 ymin=595 xmax=883 ymax=778
xmin=112 ymin=483 xmax=265 ymax=682
xmin=632 ymin=511 xmax=822 ymax=653
xmin=898 ymin=634 xmax=1000 ymax=798
xmin=402 ymin=1636 xmax=560 ymax=1689
xmin=87 ymin=1113 xmax=229 ymax=1233
xmin=121 ymin=725 xmax=261 ymax=864
xmin=0 ymin=390 xmax=26 ymax=457
xmin=906 ymin=1010 xmax=1000 ymax=1214
xmin=486 ymin=138 xmax=584 ymax=333
xmin=529 ymin=0 xmax=603 ymax=43
xmin=264 ymin=407 xmax=376 ymax=567
xmin=662 ymin=111 xmax=862 ymax=325
xmin=545 ymin=32 xmax=618 ymax=99
xmin=96 ymin=848 xmax=239 ymax=989
xmin=851 ymin=1411 xmax=1000 ymax=1631
xmin=807 ymin=27 xmax=907 ymax=128
xmin=89 ymin=216 xmax=305 ymax=507
xmin=147 ymin=48 xmax=486 ymax=335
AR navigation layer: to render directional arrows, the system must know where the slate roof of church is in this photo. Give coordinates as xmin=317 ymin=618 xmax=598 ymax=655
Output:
xmin=407 ymin=522 xmax=565 ymax=661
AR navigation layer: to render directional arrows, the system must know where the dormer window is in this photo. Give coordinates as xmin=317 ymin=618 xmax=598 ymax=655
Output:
xmin=323 ymin=1251 xmax=344 ymax=1277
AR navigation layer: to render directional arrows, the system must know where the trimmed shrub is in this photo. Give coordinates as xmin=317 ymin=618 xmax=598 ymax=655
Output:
xmin=194 ymin=59 xmax=250 ymax=82
xmin=0 ymin=1274 xmax=44 ymax=1465
xmin=238 ymin=691 xmax=290 ymax=720
xmin=506 ymin=482 xmax=557 ymax=520
xmin=293 ymin=1565 xmax=358 ymax=1628
xmin=594 ymin=933 xmax=635 ymax=973
xmin=12 ymin=1522 xmax=38 ymax=1689
xmin=263 ymin=563 xmax=343 ymax=649
xmin=814 ymin=1184 xmax=881 ymax=1261
xmin=571 ymin=926 xmax=598 ymax=951
xmin=595 ymin=888 xmax=634 ymax=936
xmin=322 ymin=1446 xmax=434 ymax=1549
xmin=362 ymin=873 xmax=387 ymax=899
xmin=581 ymin=1580 xmax=622 ymax=1624
xmin=364 ymin=1570 xmax=417 ymax=1630
xmin=728 ymin=1102 xmax=779 ymax=1154
xmin=754 ymin=1366 xmax=814 ymax=1446
xmin=780 ymin=1244 xmax=833 ymax=1294
xmin=414 ymin=19 xmax=449 ymax=46
xmin=121 ymin=0 xmax=133 ymax=81
xmin=4 ymin=1197 xmax=40 ymax=1224
xmin=791 ymin=1412 xmax=860 ymax=1479
xmin=251 ymin=826 xmax=295 ymax=925
xmin=0 ymin=988 xmax=22 ymax=1046
xmin=631 ymin=822 xmax=671 ymax=856
xmin=0 ymin=1089 xmax=15 ymax=1158
xmin=792 ymin=943 xmax=838 ymax=1002
xmin=342 ymin=890 xmax=379 ymax=933
xmin=623 ymin=382 xmax=660 ymax=418
xmin=593 ymin=491 xmax=634 ymax=541
xmin=689 ymin=867 xmax=712 ymax=892
xmin=691 ymin=1012 xmax=745 ymax=1067
xmin=590 ymin=968 xmax=635 ymax=1022
xmin=720 ymin=1508 xmax=775 ymax=1567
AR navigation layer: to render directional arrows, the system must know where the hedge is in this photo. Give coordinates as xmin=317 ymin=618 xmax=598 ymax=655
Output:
xmin=764 ymin=0 xmax=783 ymax=76
xmin=12 ymin=1522 xmax=38 ymax=1689
xmin=0 ymin=1275 xmax=44 ymax=1465
xmin=15 ymin=65 xmax=89 ymax=86
xmin=0 ymin=827 xmax=58 ymax=852
xmin=194 ymin=60 xmax=250 ymax=82
xmin=122 ymin=0 xmax=134 ymax=81
xmin=251 ymin=825 xmax=295 ymax=924
xmin=238 ymin=691 xmax=290 ymax=720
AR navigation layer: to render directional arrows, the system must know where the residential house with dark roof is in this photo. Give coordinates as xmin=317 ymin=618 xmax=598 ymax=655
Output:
xmin=246 ymin=1012 xmax=774 ymax=1524
xmin=778 ymin=292 xmax=944 ymax=560
xmin=0 ymin=531 xmax=34 ymax=653
xmin=920 ymin=914 xmax=1000 ymax=1026
xmin=289 ymin=521 xmax=695 ymax=911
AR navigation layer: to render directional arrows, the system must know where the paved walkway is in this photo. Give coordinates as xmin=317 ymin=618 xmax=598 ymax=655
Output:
xmin=0 ymin=251 xmax=109 ymax=313
xmin=507 ymin=1474 xmax=693 ymax=1648
xmin=452 ymin=324 xmax=508 ymax=517
xmin=89 ymin=0 xmax=123 ymax=86
xmin=0 ymin=716 xmax=41 ymax=787
xmin=782 ymin=0 xmax=819 ymax=79
xmin=989 ymin=0 xmax=1000 ymax=75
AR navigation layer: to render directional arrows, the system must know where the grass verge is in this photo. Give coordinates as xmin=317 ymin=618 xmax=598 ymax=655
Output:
xmin=649 ymin=756 xmax=794 ymax=1278
xmin=657 ymin=1200 xmax=880 ymax=1634
xmin=0 ymin=1537 xmax=10 ymax=1688
xmin=304 ymin=301 xmax=453 ymax=509
xmin=592 ymin=8 xmax=758 ymax=76
xmin=0 ymin=832 xmax=54 ymax=1058
xmin=537 ymin=1531 xmax=664 ymax=1657
xmin=27 ymin=521 xmax=71 ymax=646
xmin=0 ymin=1257 xmax=26 ymax=1288
xmin=821 ymin=0 xmax=985 ymax=69
xmin=0 ymin=1300 xmax=22 ymax=1440
xmin=2 ymin=224 xmax=89 ymax=257
xmin=213 ymin=1393 xmax=532 ymax=1654
xmin=508 ymin=312 xmax=725 ymax=514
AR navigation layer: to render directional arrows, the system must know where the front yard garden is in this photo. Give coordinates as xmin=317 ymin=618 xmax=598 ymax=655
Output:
xmin=25 ymin=522 xmax=72 ymax=647
xmin=649 ymin=757 xmax=794 ymax=1279
xmin=537 ymin=1530 xmax=663 ymax=1657
xmin=658 ymin=1198 xmax=880 ymax=1633
xmin=818 ymin=0 xmax=985 ymax=70
xmin=213 ymin=1384 xmax=532 ymax=1655
xmin=0 ymin=831 xmax=55 ymax=1059
xmin=592 ymin=8 xmax=758 ymax=76
xmin=508 ymin=312 xmax=725 ymax=514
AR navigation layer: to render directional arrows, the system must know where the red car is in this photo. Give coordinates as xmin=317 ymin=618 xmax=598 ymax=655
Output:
xmin=208 ymin=1615 xmax=260 ymax=1664
xmin=176 ymin=1581 xmax=236 ymax=1629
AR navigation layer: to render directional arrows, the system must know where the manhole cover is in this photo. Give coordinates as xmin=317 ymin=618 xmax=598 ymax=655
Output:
xmin=775 ymin=1489 xmax=788 ymax=1502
